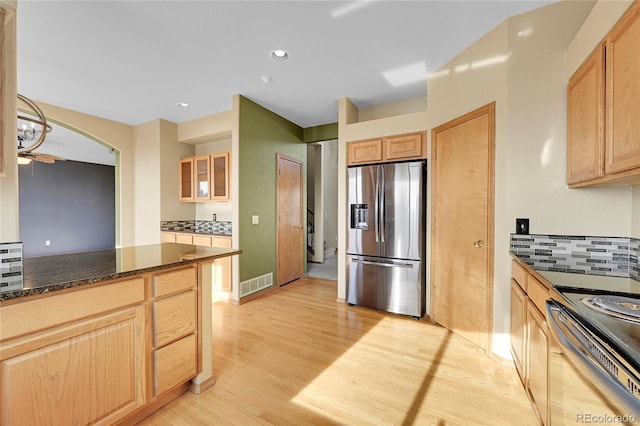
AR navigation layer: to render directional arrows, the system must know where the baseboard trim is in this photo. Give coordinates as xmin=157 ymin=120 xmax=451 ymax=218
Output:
xmin=190 ymin=375 xmax=216 ymax=394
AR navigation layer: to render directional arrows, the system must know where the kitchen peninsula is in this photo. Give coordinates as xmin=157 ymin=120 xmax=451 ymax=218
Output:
xmin=0 ymin=243 xmax=241 ymax=425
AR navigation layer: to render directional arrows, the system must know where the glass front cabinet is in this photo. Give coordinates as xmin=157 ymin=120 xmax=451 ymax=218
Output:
xmin=179 ymin=152 xmax=230 ymax=202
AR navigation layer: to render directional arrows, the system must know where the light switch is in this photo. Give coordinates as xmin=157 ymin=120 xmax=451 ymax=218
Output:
xmin=252 ymin=215 xmax=259 ymax=225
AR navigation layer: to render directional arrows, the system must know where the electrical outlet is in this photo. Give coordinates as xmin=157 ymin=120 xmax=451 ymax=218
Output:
xmin=516 ymin=218 xmax=529 ymax=235
xmin=45 ymin=240 xmax=51 ymax=246
xmin=212 ymin=213 xmax=217 ymax=221
xmin=252 ymin=215 xmax=259 ymax=225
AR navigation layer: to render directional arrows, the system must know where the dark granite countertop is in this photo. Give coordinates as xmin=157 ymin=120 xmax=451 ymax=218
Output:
xmin=0 ymin=243 xmax=241 ymax=302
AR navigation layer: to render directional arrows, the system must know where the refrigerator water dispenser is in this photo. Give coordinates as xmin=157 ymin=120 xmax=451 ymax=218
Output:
xmin=350 ymin=204 xmax=368 ymax=229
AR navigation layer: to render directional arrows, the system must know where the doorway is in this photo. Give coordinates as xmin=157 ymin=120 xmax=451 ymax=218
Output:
xmin=306 ymin=140 xmax=338 ymax=281
xmin=431 ymin=103 xmax=495 ymax=353
xmin=276 ymin=154 xmax=304 ymax=286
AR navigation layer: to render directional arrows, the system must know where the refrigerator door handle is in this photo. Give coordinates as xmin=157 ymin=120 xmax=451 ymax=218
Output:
xmin=374 ymin=170 xmax=380 ymax=243
xmin=351 ymin=258 xmax=414 ymax=269
xmin=379 ymin=165 xmax=385 ymax=243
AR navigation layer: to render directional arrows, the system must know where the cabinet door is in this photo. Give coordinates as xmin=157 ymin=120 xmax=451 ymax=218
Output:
xmin=179 ymin=158 xmax=194 ymax=201
xmin=567 ymin=45 xmax=605 ymax=184
xmin=211 ymin=152 xmax=230 ymax=201
xmin=385 ymin=133 xmax=424 ymax=161
xmin=212 ymin=236 xmax=232 ymax=292
xmin=527 ymin=303 xmax=549 ymax=426
xmin=347 ymin=139 xmax=383 ymax=165
xmin=1 ymin=306 xmax=146 ymax=425
xmin=606 ymin=4 xmax=640 ymax=175
xmin=510 ymin=279 xmax=527 ymax=386
xmin=194 ymin=155 xmax=211 ymax=201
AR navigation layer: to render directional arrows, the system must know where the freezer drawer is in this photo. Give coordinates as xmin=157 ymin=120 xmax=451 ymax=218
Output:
xmin=347 ymin=255 xmax=424 ymax=318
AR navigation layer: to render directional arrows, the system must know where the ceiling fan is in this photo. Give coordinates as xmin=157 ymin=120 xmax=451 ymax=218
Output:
xmin=17 ymin=94 xmax=66 ymax=164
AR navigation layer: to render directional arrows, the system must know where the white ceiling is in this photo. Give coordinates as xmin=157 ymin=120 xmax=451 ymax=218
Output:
xmin=16 ymin=0 xmax=555 ymax=165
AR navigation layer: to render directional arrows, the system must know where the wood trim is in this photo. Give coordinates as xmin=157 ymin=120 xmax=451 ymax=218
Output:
xmin=430 ymin=102 xmax=496 ymax=355
xmin=190 ymin=375 xmax=216 ymax=394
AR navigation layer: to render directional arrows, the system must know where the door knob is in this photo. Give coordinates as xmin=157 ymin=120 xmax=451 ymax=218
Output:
xmin=296 ymin=225 xmax=304 ymax=229
xmin=473 ymin=240 xmax=485 ymax=248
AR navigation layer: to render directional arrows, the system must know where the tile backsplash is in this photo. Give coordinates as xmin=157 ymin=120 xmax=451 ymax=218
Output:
xmin=161 ymin=220 xmax=232 ymax=235
xmin=510 ymin=234 xmax=639 ymax=280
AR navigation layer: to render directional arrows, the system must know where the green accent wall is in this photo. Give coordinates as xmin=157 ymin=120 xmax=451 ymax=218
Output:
xmin=302 ymin=122 xmax=338 ymax=143
xmin=237 ymin=96 xmax=306 ymax=285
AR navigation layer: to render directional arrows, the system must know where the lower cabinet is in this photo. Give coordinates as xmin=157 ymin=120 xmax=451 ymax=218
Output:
xmin=0 ymin=279 xmax=147 ymax=425
xmin=510 ymin=259 xmax=550 ymax=426
xmin=527 ymin=302 xmax=549 ymax=425
xmin=151 ymin=267 xmax=198 ymax=396
xmin=162 ymin=232 xmax=233 ymax=292
xmin=510 ymin=279 xmax=527 ymax=384
xmin=0 ymin=266 xmax=201 ymax=425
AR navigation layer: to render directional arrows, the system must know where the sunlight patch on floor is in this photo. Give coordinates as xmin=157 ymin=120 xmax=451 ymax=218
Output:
xmin=291 ymin=316 xmax=448 ymax=424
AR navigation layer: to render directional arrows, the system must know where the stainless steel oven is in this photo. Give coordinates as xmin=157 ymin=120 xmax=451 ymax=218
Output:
xmin=546 ymin=283 xmax=640 ymax=425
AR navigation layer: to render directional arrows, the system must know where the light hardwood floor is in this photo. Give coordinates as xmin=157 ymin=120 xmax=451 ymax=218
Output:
xmin=138 ymin=277 xmax=537 ymax=426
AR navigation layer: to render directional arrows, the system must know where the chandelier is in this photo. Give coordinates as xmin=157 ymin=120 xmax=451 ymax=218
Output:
xmin=17 ymin=94 xmax=63 ymax=164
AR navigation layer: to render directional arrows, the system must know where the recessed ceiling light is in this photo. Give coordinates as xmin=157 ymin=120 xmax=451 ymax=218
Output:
xmin=271 ymin=49 xmax=289 ymax=61
xmin=177 ymin=102 xmax=190 ymax=108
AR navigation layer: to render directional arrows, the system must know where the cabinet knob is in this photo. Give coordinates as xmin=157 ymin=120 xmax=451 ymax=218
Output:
xmin=473 ymin=240 xmax=485 ymax=248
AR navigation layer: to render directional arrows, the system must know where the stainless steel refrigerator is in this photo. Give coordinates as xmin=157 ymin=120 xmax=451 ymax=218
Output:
xmin=347 ymin=160 xmax=426 ymax=318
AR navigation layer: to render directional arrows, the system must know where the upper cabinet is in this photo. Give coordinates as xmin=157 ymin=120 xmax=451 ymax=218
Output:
xmin=179 ymin=152 xmax=231 ymax=202
xmin=606 ymin=3 xmax=640 ymax=176
xmin=347 ymin=131 xmax=426 ymax=166
xmin=567 ymin=2 xmax=640 ymax=187
xmin=211 ymin=152 xmax=230 ymax=201
xmin=179 ymin=158 xmax=194 ymax=201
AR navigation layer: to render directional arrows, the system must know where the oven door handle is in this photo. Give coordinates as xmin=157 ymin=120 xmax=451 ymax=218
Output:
xmin=546 ymin=301 xmax=640 ymax=418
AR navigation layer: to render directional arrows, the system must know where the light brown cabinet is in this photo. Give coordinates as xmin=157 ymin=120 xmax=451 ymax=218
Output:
xmin=211 ymin=152 xmax=231 ymax=201
xmin=567 ymin=45 xmax=605 ymax=184
xmin=162 ymin=232 xmax=233 ymax=292
xmin=194 ymin=155 xmax=211 ymax=201
xmin=347 ymin=132 xmax=426 ymax=166
xmin=510 ymin=278 xmax=527 ymax=385
xmin=179 ymin=152 xmax=231 ymax=202
xmin=527 ymin=300 xmax=549 ymax=426
xmin=0 ymin=278 xmax=147 ymax=425
xmin=151 ymin=267 xmax=198 ymax=397
xmin=510 ymin=259 xmax=550 ymax=426
xmin=567 ymin=2 xmax=640 ymax=187
xmin=179 ymin=158 xmax=194 ymax=201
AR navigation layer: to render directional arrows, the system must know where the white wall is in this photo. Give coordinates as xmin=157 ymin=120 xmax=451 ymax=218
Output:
xmin=321 ymin=139 xmax=338 ymax=252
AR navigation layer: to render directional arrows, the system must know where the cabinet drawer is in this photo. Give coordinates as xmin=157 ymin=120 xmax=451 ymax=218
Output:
xmin=153 ymin=267 xmax=196 ymax=298
xmin=153 ymin=290 xmax=196 ymax=348
xmin=175 ymin=233 xmax=193 ymax=244
xmin=154 ymin=334 xmax=197 ymax=396
xmin=512 ymin=260 xmax=528 ymax=291
xmin=211 ymin=236 xmax=232 ymax=248
xmin=192 ymin=234 xmax=212 ymax=246
xmin=528 ymin=274 xmax=549 ymax=314
xmin=161 ymin=232 xmax=177 ymax=243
